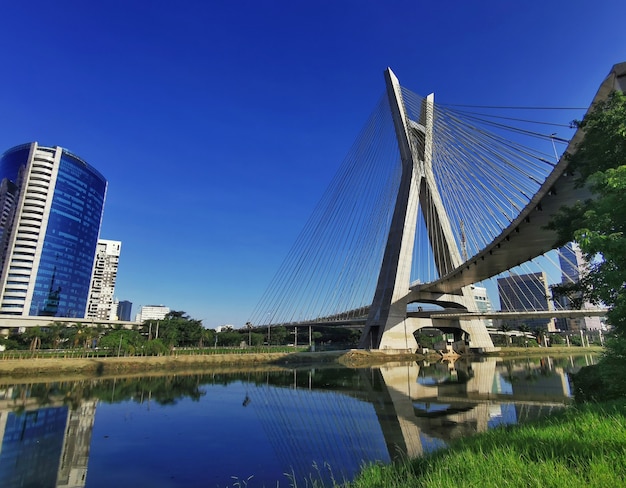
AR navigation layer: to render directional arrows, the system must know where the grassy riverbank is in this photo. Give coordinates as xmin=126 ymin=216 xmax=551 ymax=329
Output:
xmin=344 ymin=401 xmax=626 ymax=488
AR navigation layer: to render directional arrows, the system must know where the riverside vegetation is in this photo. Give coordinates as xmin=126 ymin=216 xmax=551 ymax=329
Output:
xmin=342 ymin=402 xmax=626 ymax=488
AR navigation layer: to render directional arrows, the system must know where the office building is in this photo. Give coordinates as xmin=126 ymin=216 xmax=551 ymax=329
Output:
xmin=497 ymin=272 xmax=556 ymax=331
xmin=0 ymin=143 xmax=107 ymax=317
xmin=471 ymin=285 xmax=493 ymax=328
xmin=557 ymin=243 xmax=602 ymax=331
xmin=87 ymin=240 xmax=121 ymax=320
xmin=136 ymin=305 xmax=170 ymax=323
xmin=117 ymin=300 xmax=133 ymax=321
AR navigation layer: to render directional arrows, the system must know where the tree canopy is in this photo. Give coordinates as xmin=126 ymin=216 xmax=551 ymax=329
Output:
xmin=550 ymin=91 xmax=626 ymax=333
xmin=550 ymin=90 xmax=626 ymax=400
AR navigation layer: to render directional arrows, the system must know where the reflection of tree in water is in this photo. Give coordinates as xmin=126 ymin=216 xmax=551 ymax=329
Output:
xmin=6 ymin=375 xmax=208 ymax=410
xmin=4 ymin=367 xmax=381 ymax=412
xmin=418 ymin=360 xmax=473 ymax=385
xmin=86 ymin=375 xmax=208 ymax=405
xmin=499 ymin=357 xmax=559 ymax=383
xmin=4 ymin=365 xmax=470 ymax=413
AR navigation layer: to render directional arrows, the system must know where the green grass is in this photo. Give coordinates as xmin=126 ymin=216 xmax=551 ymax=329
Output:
xmin=344 ymin=402 xmax=626 ymax=488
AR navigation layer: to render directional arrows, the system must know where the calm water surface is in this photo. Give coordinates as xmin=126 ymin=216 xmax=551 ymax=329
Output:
xmin=0 ymin=354 xmax=596 ymax=488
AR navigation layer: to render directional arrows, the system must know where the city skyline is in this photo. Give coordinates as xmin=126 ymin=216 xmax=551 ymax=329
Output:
xmin=1 ymin=2 xmax=625 ymax=328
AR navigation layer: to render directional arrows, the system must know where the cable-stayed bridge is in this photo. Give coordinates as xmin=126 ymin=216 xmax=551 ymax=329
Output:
xmin=250 ymin=62 xmax=625 ymax=352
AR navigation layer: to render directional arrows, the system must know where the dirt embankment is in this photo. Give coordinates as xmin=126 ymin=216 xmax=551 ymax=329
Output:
xmin=0 ymin=346 xmax=601 ymax=383
xmin=0 ymin=349 xmax=425 ymax=381
xmin=0 ymin=352 xmax=291 ymax=378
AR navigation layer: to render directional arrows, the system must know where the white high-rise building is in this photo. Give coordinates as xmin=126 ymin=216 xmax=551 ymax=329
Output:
xmin=87 ymin=240 xmax=121 ymax=320
xmin=0 ymin=143 xmax=107 ymax=318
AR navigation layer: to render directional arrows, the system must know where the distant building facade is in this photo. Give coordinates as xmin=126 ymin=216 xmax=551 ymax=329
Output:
xmin=87 ymin=240 xmax=121 ymax=320
xmin=557 ymin=242 xmax=602 ymax=331
xmin=497 ymin=272 xmax=556 ymax=331
xmin=117 ymin=300 xmax=133 ymax=321
xmin=471 ymin=285 xmax=493 ymax=328
xmin=136 ymin=305 xmax=170 ymax=323
xmin=0 ymin=143 xmax=107 ymax=318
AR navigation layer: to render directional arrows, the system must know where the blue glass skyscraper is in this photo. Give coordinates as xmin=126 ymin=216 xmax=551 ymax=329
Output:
xmin=0 ymin=142 xmax=107 ymax=317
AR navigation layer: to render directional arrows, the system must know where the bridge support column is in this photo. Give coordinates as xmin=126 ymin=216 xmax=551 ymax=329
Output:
xmin=359 ymin=68 xmax=495 ymax=352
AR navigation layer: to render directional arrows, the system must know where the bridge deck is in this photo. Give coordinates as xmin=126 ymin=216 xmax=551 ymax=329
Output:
xmin=417 ymin=62 xmax=626 ymax=294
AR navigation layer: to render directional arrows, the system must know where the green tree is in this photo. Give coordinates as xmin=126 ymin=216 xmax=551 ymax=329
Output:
xmin=141 ymin=311 xmax=204 ymax=348
xmin=549 ymin=90 xmax=626 ymax=400
xmin=99 ymin=329 xmax=144 ymax=355
xmin=218 ymin=330 xmax=245 ymax=347
xmin=43 ymin=322 xmax=66 ymax=349
xmin=26 ymin=327 xmax=43 ymax=351
xmin=269 ymin=326 xmax=288 ymax=345
xmin=142 ymin=338 xmax=168 ymax=356
xmin=201 ymin=328 xmax=216 ymax=347
xmin=535 ymin=327 xmax=549 ymax=347
xmin=550 ymin=333 xmax=565 ymax=345
xmin=499 ymin=323 xmax=512 ymax=345
xmin=249 ymin=332 xmax=265 ymax=346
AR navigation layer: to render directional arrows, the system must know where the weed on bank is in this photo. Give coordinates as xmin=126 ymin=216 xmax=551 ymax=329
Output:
xmin=346 ymin=402 xmax=626 ymax=488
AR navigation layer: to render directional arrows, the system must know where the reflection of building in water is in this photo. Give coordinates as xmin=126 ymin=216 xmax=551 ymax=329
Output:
xmin=0 ymin=390 xmax=96 ymax=488
xmin=0 ymin=406 xmax=68 ymax=487
xmin=57 ymin=400 xmax=97 ymax=488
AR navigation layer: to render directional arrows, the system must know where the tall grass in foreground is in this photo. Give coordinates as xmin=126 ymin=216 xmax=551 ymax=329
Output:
xmin=345 ymin=402 xmax=626 ymax=488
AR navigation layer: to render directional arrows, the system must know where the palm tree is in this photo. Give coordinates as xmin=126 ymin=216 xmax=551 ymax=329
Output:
xmin=46 ymin=322 xmax=65 ymax=349
xmin=517 ymin=324 xmax=531 ymax=346
xmin=499 ymin=323 xmax=512 ymax=345
xmin=27 ymin=327 xmax=42 ymax=352
xmin=535 ymin=327 xmax=549 ymax=347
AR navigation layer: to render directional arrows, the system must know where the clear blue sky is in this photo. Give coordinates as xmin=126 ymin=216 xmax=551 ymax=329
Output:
xmin=1 ymin=1 xmax=624 ymax=328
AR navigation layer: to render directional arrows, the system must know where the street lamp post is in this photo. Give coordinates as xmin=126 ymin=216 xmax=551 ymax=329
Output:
xmin=550 ymin=133 xmax=559 ymax=163
xmin=246 ymin=322 xmax=252 ymax=347
xmin=266 ymin=312 xmax=272 ymax=347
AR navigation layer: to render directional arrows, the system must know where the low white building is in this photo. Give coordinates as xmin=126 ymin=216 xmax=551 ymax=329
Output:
xmin=136 ymin=305 xmax=170 ymax=323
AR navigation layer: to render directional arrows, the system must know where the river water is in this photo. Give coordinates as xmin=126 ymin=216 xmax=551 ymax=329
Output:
xmin=0 ymin=354 xmax=596 ymax=488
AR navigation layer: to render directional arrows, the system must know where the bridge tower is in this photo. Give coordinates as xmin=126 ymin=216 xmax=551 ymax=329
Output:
xmin=359 ymin=69 xmax=495 ymax=351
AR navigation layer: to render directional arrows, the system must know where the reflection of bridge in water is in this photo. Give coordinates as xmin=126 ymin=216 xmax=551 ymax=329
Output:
xmin=246 ymin=356 xmax=583 ymax=481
